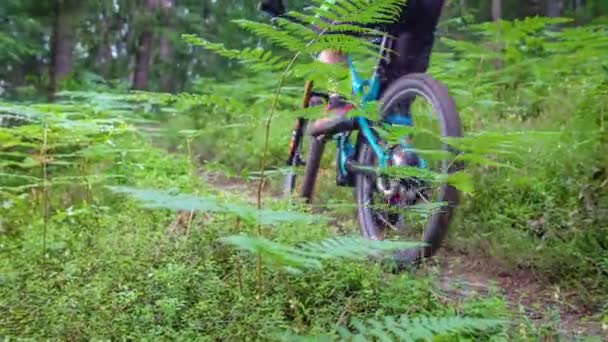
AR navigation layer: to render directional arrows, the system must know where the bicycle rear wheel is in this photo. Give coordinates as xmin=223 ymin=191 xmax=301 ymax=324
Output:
xmin=355 ymin=73 xmax=462 ymax=269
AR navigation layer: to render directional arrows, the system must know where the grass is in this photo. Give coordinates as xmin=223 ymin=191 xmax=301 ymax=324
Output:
xmin=1 ymin=137 xmax=515 ymax=340
xmin=0 ymin=130 xmax=602 ymax=339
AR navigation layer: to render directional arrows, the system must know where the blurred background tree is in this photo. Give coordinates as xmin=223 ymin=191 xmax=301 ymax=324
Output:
xmin=0 ymin=0 xmax=605 ymax=99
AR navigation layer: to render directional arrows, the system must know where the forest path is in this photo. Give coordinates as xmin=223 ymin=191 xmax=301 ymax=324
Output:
xmin=196 ymin=169 xmax=605 ymax=339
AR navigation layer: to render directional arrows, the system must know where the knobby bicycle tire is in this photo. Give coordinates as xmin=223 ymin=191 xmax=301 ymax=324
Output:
xmin=355 ymin=73 xmax=463 ymax=269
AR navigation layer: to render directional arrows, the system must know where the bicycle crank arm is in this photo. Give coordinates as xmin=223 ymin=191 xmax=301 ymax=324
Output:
xmin=345 ymin=159 xmax=382 ymax=177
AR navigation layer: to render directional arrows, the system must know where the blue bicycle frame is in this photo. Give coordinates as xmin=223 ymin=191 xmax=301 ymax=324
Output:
xmin=284 ymin=33 xmax=428 ymax=193
xmin=333 ymin=37 xmax=425 ymax=180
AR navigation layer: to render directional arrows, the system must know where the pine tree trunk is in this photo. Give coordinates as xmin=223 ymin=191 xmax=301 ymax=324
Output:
xmin=546 ymin=0 xmax=563 ymax=17
xmin=132 ymin=0 xmax=159 ymax=90
xmin=94 ymin=14 xmax=113 ymax=79
xmin=158 ymin=0 xmax=176 ymax=93
xmin=491 ymin=0 xmax=502 ymax=21
xmin=48 ymin=0 xmax=74 ymax=102
xmin=491 ymin=0 xmax=503 ymax=70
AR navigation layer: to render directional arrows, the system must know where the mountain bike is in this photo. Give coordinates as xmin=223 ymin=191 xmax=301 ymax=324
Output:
xmin=283 ymin=33 xmax=463 ymax=267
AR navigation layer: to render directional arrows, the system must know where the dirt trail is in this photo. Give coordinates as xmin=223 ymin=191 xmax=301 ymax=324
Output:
xmin=435 ymin=252 xmax=604 ymax=338
xmin=198 ymin=170 xmax=606 ymax=339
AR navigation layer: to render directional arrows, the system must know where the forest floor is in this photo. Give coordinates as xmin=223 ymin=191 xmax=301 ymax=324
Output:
xmin=197 ymin=169 xmax=606 ymax=339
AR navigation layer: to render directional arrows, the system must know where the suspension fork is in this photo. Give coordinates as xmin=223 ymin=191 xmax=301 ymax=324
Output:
xmin=286 ymin=80 xmax=314 ymax=166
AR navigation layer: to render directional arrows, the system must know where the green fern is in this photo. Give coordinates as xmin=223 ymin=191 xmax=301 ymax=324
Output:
xmin=281 ymin=315 xmax=506 ymax=341
xmin=233 ymin=19 xmax=313 ymax=53
xmin=1 ymin=100 xmax=133 ymax=195
xmin=289 ymin=61 xmax=350 ymax=90
xmin=183 ymin=0 xmax=409 ymax=78
xmin=312 ymin=0 xmax=407 ymax=25
xmin=182 ymin=34 xmax=289 ymax=73
xmin=167 ymin=92 xmax=248 ymax=114
xmin=0 ymin=103 xmax=46 ymax=124
xmin=307 ymin=34 xmax=378 ymax=56
xmin=340 ymin=315 xmax=506 ymax=341
xmin=107 ymin=186 xmax=325 ymax=226
xmin=220 ymin=234 xmax=423 ymax=272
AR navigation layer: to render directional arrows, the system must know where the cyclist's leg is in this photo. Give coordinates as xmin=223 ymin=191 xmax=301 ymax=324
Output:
xmin=380 ymin=0 xmax=445 ymax=92
xmin=313 ymin=51 xmax=349 ymax=126
xmin=258 ymin=0 xmax=285 ymax=17
xmin=317 ymin=50 xmax=347 ymax=65
xmin=316 ymin=0 xmax=446 ymax=99
xmin=379 ymin=0 xmax=444 ymax=163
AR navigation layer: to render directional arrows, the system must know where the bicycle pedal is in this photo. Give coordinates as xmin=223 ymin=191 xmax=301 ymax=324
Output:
xmin=335 ymin=162 xmax=355 ymax=187
xmin=335 ymin=174 xmax=353 ymax=187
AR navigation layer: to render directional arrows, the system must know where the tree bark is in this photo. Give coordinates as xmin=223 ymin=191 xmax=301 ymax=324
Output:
xmin=48 ymin=0 xmax=75 ymax=101
xmin=491 ymin=0 xmax=502 ymax=21
xmin=491 ymin=0 xmax=503 ymax=70
xmin=132 ymin=0 xmax=159 ymax=90
xmin=158 ymin=0 xmax=176 ymax=93
xmin=545 ymin=0 xmax=563 ymax=17
xmin=93 ymin=11 xmax=114 ymax=79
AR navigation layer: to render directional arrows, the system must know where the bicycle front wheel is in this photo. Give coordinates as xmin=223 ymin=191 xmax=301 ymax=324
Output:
xmin=355 ymin=73 xmax=463 ymax=268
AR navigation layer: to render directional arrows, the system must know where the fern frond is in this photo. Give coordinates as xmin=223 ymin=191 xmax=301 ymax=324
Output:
xmin=313 ymin=0 xmax=407 ymax=25
xmin=233 ymin=19 xmax=311 ymax=52
xmin=471 ymin=16 xmax=573 ymax=37
xmin=314 ymin=22 xmax=385 ymax=36
xmin=307 ymin=34 xmax=378 ymax=56
xmin=182 ymin=34 xmax=288 ymax=73
xmin=220 ymin=235 xmax=324 ymax=271
xmin=300 ymin=236 xmax=422 ymax=260
xmin=290 ymin=60 xmax=350 ymax=84
xmin=443 ymin=131 xmax=561 ymax=157
xmin=282 ymin=11 xmax=319 ymax=27
xmin=167 ymin=92 xmax=248 ymax=114
xmin=107 ymin=186 xmax=325 ymax=226
xmin=220 ymin=235 xmax=422 ymax=272
xmin=342 ymin=315 xmax=506 ymax=341
xmin=0 ymin=113 xmax=35 ymax=128
xmin=58 ymin=91 xmax=155 ymax=115
xmin=0 ymin=103 xmax=45 ymax=125
xmin=181 ymin=0 xmax=405 ymax=77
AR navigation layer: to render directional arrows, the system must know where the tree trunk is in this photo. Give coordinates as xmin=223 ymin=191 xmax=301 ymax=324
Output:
xmin=158 ymin=0 xmax=176 ymax=93
xmin=94 ymin=41 xmax=113 ymax=78
xmin=491 ymin=0 xmax=502 ymax=21
xmin=491 ymin=0 xmax=503 ymax=70
xmin=48 ymin=0 xmax=75 ymax=102
xmin=132 ymin=0 xmax=159 ymax=90
xmin=93 ymin=13 xmax=114 ymax=79
xmin=546 ymin=0 xmax=563 ymax=17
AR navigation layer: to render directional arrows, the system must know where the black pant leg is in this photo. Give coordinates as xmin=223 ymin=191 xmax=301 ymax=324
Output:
xmin=380 ymin=0 xmax=444 ymax=93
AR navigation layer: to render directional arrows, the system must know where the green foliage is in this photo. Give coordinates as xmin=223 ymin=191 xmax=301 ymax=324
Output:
xmin=0 ymin=101 xmax=132 ymax=199
xmin=221 ymin=235 xmax=422 ymax=272
xmin=337 ymin=315 xmax=505 ymax=341
xmin=310 ymin=0 xmax=406 ymax=25
xmin=183 ymin=0 xmax=407 ymax=80
xmin=431 ymin=16 xmax=608 ymax=298
xmin=0 ymin=110 xmax=513 ymax=339
xmin=108 ymin=186 xmax=325 ymax=226
xmin=183 ymin=34 xmax=290 ymax=73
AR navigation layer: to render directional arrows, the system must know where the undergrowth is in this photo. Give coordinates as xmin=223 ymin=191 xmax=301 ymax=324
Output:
xmin=0 ymin=113 xmax=512 ymax=340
